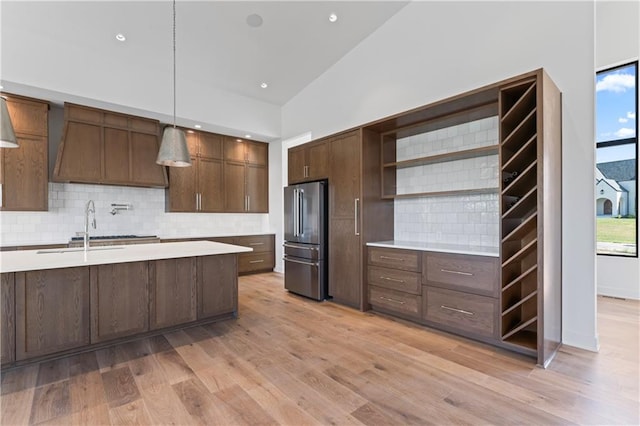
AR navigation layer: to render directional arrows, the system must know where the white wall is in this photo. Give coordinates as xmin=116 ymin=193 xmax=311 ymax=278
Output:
xmin=282 ymin=2 xmax=598 ymax=351
xmin=595 ymin=0 xmax=640 ymax=300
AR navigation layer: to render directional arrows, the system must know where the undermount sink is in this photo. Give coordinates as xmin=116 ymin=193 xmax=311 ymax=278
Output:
xmin=36 ymin=246 xmax=125 ymax=254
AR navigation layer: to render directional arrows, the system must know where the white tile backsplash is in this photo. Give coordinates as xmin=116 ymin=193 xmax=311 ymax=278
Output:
xmin=0 ymin=182 xmax=269 ymax=246
xmin=394 ymin=116 xmax=499 ymax=247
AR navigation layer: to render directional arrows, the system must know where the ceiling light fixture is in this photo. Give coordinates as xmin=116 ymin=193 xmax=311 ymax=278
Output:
xmin=156 ymin=0 xmax=191 ymax=167
xmin=0 ymin=96 xmax=19 ymax=148
xmin=260 ymin=82 xmax=268 ymax=89
xmin=328 ymin=13 xmax=338 ymax=23
xmin=115 ymin=33 xmax=126 ymax=42
xmin=245 ymin=134 xmax=252 ymax=138
xmin=194 ymin=124 xmax=202 ymax=129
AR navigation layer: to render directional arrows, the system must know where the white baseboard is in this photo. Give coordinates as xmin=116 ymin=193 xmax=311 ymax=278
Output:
xmin=597 ymin=285 xmax=640 ymax=300
xmin=562 ymin=330 xmax=600 ymax=352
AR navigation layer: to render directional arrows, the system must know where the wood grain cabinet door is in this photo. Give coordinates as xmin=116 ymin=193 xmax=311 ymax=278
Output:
xmin=149 ymin=258 xmax=197 ymax=330
xmin=198 ymin=133 xmax=223 ymax=159
xmin=224 ymin=162 xmax=246 ymax=212
xmin=0 ymin=135 xmax=48 ymax=211
xmin=55 ymin=121 xmax=103 ymax=182
xmin=287 ymin=146 xmax=306 ymax=184
xmin=1 ymin=273 xmax=15 ymax=365
xmin=103 ymin=127 xmax=130 ymax=183
xmin=246 ymin=165 xmax=268 ymax=213
xmin=246 ymin=142 xmax=268 ymax=166
xmin=131 ymin=131 xmax=168 ymax=187
xmin=90 ymin=262 xmax=149 ymax=343
xmin=307 ymin=142 xmax=329 ymax=181
xmin=197 ymin=255 xmax=237 ymax=319
xmin=168 ymin=158 xmax=198 ymax=212
xmin=15 ymin=267 xmax=90 ymax=361
xmin=199 ymin=158 xmax=224 ymax=212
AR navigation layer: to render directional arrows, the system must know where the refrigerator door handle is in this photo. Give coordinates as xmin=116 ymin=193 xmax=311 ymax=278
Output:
xmin=283 ymin=256 xmax=318 ymax=267
xmin=283 ymin=243 xmax=318 ymax=251
xmin=293 ymin=188 xmax=299 ymax=237
xmin=298 ymin=188 xmax=304 ymax=236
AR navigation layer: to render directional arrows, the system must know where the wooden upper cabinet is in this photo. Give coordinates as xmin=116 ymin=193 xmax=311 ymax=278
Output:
xmin=224 ymin=137 xmax=268 ymax=166
xmin=0 ymin=93 xmax=49 ymax=211
xmin=287 ymin=140 xmax=329 ymax=184
xmin=198 ymin=158 xmax=224 ymax=212
xmin=53 ymin=103 xmax=168 ymax=188
xmin=330 ymin=132 xmax=361 ymax=219
xmin=246 ymin=164 xmax=268 ymax=213
xmin=222 ymin=137 xmax=269 ymax=213
xmin=224 ymin=161 xmax=247 ymax=212
xmin=167 ymin=156 xmax=197 ymax=212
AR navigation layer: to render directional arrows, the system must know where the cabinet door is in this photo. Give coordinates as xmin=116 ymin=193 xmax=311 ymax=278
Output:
xmin=308 ymin=142 xmax=329 ymax=181
xmin=330 ymin=133 xmax=361 ymax=218
xmin=199 ymin=158 xmax=224 ymax=212
xmin=90 ymin=262 xmax=149 ymax=343
xmin=131 ymin=131 xmax=168 ymax=187
xmin=0 ymin=135 xmax=48 ymax=211
xmin=199 ymin=133 xmax=223 ymax=159
xmin=1 ymin=273 xmax=15 ymax=365
xmin=15 ymin=267 xmax=90 ymax=361
xmin=185 ymin=130 xmax=199 ymax=158
xmin=329 ymin=218 xmax=361 ymax=308
xmin=103 ymin=127 xmax=130 ymax=183
xmin=246 ymin=164 xmax=268 ymax=213
xmin=149 ymin=258 xmax=197 ymax=330
xmin=55 ymin=121 xmax=103 ymax=182
xmin=246 ymin=142 xmax=268 ymax=166
xmin=224 ymin=138 xmax=246 ymax=162
xmin=168 ymin=158 xmax=198 ymax=212
xmin=287 ymin=146 xmax=306 ymax=184
xmin=224 ymin=162 xmax=246 ymax=212
xmin=198 ymin=255 xmax=237 ymax=318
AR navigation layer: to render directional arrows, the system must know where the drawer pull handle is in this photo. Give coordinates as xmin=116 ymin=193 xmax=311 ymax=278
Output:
xmin=440 ymin=305 xmax=474 ymax=315
xmin=249 ymin=259 xmax=265 ymax=264
xmin=249 ymin=242 xmax=264 ymax=246
xmin=380 ymin=276 xmax=405 ymax=283
xmin=440 ymin=269 xmax=473 ymax=276
xmin=379 ymin=296 xmax=405 ymax=305
xmin=380 ymin=256 xmax=404 ymax=262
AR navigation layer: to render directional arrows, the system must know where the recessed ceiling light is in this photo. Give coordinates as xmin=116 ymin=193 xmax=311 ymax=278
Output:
xmin=246 ymin=14 xmax=263 ymax=28
xmin=194 ymin=124 xmax=202 ymax=129
xmin=328 ymin=13 xmax=338 ymax=23
xmin=244 ymin=134 xmax=252 ymax=138
xmin=115 ymin=33 xmax=126 ymax=42
xmin=260 ymin=82 xmax=268 ymax=89
xmin=236 ymin=138 xmax=243 ymax=142
xmin=187 ymin=130 xmax=195 ymax=134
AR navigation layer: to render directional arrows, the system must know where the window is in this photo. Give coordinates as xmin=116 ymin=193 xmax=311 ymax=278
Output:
xmin=596 ymin=61 xmax=638 ymax=257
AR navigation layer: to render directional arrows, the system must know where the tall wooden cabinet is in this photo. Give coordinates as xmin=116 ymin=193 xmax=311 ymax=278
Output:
xmin=168 ymin=130 xmax=224 ymax=212
xmin=0 ymin=94 xmax=49 ymax=211
xmin=498 ymin=70 xmax=562 ymax=366
xmin=288 ymin=139 xmax=329 ymax=184
xmin=224 ymin=137 xmax=268 ymax=213
xmin=1 ymin=273 xmax=15 ymax=365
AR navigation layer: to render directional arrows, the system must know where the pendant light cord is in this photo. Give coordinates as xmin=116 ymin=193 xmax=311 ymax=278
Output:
xmin=172 ymin=0 xmax=177 ymax=129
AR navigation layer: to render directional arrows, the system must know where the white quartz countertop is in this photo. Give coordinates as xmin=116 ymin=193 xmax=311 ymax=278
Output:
xmin=367 ymin=240 xmax=499 ymax=257
xmin=0 ymin=241 xmax=252 ymax=273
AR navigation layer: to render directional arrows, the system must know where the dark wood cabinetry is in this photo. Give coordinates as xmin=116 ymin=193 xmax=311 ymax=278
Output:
xmin=15 ymin=267 xmax=90 ymax=361
xmin=90 ymin=262 xmax=149 ymax=343
xmin=198 ymin=255 xmax=237 ymax=318
xmin=53 ymin=103 xmax=168 ymax=187
xmin=288 ymin=140 xmax=329 ymax=184
xmin=1 ymin=273 xmax=15 ymax=365
xmin=233 ymin=235 xmax=275 ymax=274
xmin=223 ymin=138 xmax=269 ymax=213
xmin=167 ymin=130 xmax=224 ymax=212
xmin=0 ymin=94 xmax=49 ymax=211
xmin=149 ymin=258 xmax=197 ymax=330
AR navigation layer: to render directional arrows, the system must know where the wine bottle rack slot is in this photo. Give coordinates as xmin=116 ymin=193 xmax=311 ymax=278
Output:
xmin=502 ymin=134 xmax=537 ymax=171
xmin=501 ymin=83 xmax=537 ymax=135
xmin=500 ymin=79 xmax=537 ymax=115
xmin=501 ymin=109 xmax=537 ymax=154
xmin=502 ymin=186 xmax=537 ymax=219
xmin=502 ymin=212 xmax=537 ymax=244
xmin=502 ymin=264 xmax=537 ymax=292
xmin=502 ymin=160 xmax=537 ymax=196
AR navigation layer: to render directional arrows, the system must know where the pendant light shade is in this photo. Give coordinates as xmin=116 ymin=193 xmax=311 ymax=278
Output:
xmin=157 ymin=126 xmax=191 ymax=166
xmin=0 ymin=97 xmax=19 ymax=148
xmin=156 ymin=0 xmax=191 ymax=167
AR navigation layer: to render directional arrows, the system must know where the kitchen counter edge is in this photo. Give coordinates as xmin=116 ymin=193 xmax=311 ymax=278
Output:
xmin=367 ymin=240 xmax=499 ymax=257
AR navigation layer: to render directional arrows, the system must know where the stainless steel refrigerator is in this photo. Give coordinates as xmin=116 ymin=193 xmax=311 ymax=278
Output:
xmin=283 ymin=180 xmax=327 ymax=300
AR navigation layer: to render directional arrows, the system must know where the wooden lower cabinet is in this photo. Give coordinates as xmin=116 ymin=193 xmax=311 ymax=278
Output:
xmin=90 ymin=262 xmax=149 ymax=343
xmin=198 ymin=255 xmax=238 ymax=319
xmin=1 ymin=273 xmax=15 ymax=365
xmin=15 ymin=267 xmax=90 ymax=361
xmin=149 ymin=258 xmax=197 ymax=330
xmin=329 ymin=218 xmax=361 ymax=308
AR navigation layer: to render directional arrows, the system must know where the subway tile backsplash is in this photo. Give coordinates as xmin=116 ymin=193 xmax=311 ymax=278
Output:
xmin=394 ymin=116 xmax=499 ymax=247
xmin=0 ymin=183 xmax=268 ymax=246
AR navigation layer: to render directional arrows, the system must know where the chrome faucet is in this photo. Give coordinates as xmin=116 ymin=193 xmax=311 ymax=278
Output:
xmin=81 ymin=199 xmax=96 ymax=252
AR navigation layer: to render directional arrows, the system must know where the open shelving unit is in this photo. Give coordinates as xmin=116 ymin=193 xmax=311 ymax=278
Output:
xmin=498 ymin=71 xmax=562 ymax=366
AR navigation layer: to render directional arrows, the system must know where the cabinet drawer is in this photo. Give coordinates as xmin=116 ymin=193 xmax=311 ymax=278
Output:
xmin=424 ymin=252 xmax=498 ymax=297
xmin=367 ymin=266 xmax=420 ymax=295
xmin=234 ymin=235 xmax=274 ymax=253
xmin=423 ymin=286 xmax=497 ymax=337
xmin=369 ymin=286 xmax=421 ymax=319
xmin=239 ymin=252 xmax=275 ymax=273
xmin=368 ymin=247 xmax=420 ymax=272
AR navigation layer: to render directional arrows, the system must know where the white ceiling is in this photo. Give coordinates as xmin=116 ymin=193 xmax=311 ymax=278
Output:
xmin=1 ymin=1 xmax=408 ymax=109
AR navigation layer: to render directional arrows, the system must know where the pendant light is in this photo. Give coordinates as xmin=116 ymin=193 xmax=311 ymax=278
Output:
xmin=156 ymin=0 xmax=191 ymax=167
xmin=0 ymin=96 xmax=19 ymax=148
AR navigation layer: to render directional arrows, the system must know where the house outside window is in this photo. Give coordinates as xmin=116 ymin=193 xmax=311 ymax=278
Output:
xmin=595 ymin=61 xmax=638 ymax=257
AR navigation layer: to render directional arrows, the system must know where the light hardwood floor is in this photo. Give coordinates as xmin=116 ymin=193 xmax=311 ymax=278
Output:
xmin=1 ymin=272 xmax=638 ymax=425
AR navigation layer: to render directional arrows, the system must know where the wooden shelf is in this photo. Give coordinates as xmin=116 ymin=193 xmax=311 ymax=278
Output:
xmin=383 ymin=145 xmax=498 ymax=169
xmin=502 ymin=290 xmax=538 ymax=316
xmin=502 ymin=212 xmax=537 ymax=244
xmin=502 ymin=264 xmax=538 ymax=292
xmin=387 ymin=187 xmax=498 ymax=200
xmin=501 ymin=331 xmax=538 ymax=354
xmin=502 ymin=134 xmax=537 ymax=173
xmin=501 ymin=82 xmax=537 ymax=131
xmin=501 ymin=108 xmax=537 ymax=153
xmin=502 ymin=315 xmax=537 ymax=341
xmin=502 ymin=186 xmax=537 ymax=220
xmin=502 ymin=238 xmax=537 ymax=268
xmin=502 ymin=160 xmax=537 ymax=197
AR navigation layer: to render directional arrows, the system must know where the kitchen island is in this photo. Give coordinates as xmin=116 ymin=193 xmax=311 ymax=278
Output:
xmin=0 ymin=241 xmax=251 ymax=367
